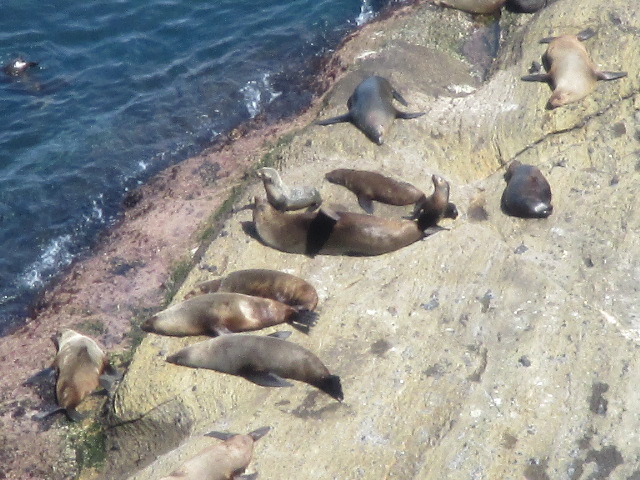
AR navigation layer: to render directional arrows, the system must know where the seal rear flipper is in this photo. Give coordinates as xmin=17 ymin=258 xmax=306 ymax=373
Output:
xmin=205 ymin=431 xmax=237 ymax=441
xmin=289 ymin=309 xmax=318 ymax=335
xmin=391 ymin=88 xmax=409 ymax=107
xmin=576 ymin=28 xmax=597 ymax=42
xmin=267 ymin=331 xmax=292 ymax=339
xmin=315 ymin=113 xmax=351 ymax=126
xmin=421 ymin=225 xmax=447 ymax=237
xmin=65 ymin=408 xmax=85 ymax=422
xmin=314 ymin=375 xmax=344 ymax=402
xmin=521 ymin=73 xmax=551 ymax=82
xmin=33 ymin=406 xmax=65 ymax=421
xmin=357 ymin=195 xmax=375 ymax=214
xmin=241 ymin=370 xmax=293 ymax=388
xmin=99 ymin=364 xmax=123 ymax=392
xmin=249 ymin=426 xmax=271 ymax=441
xmin=305 ymin=208 xmax=340 ymax=256
xmin=238 ymin=473 xmax=258 ymax=480
xmin=597 ymin=71 xmax=627 ymax=81
xmin=395 ymin=111 xmax=425 ymax=120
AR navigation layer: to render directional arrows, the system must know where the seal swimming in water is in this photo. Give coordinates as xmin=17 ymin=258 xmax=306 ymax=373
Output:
xmin=166 ymin=331 xmax=344 ymax=401
xmin=501 ymin=160 xmax=553 ymax=218
xmin=159 ymin=426 xmax=270 ymax=480
xmin=142 ymin=292 xmax=317 ymax=336
xmin=316 ymin=76 xmax=424 ymax=145
xmin=325 ymin=168 xmax=426 ymax=214
xmin=28 ymin=329 xmax=120 ymax=422
xmin=3 ymin=57 xmax=38 ymax=77
xmin=433 ymin=0 xmax=507 ymax=14
xmin=185 ymin=269 xmax=319 ymax=312
xmin=256 ymin=167 xmax=322 ymax=211
xmin=521 ymin=28 xmax=627 ymax=109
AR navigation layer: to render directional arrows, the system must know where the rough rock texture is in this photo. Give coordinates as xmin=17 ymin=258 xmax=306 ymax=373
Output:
xmin=101 ymin=1 xmax=640 ymax=479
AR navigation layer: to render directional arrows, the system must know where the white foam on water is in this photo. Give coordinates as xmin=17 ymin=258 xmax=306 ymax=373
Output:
xmin=20 ymin=234 xmax=74 ymax=289
xmin=356 ymin=0 xmax=376 ymax=26
xmin=241 ymin=72 xmax=282 ymax=118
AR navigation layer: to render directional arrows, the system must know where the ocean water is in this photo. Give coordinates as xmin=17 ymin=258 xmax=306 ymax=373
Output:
xmin=0 ymin=0 xmax=398 ymax=334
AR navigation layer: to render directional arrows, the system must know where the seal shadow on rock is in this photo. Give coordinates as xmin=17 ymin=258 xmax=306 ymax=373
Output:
xmin=521 ymin=28 xmax=627 ymax=109
xmin=315 ymin=75 xmax=424 ymax=145
xmin=500 ymin=160 xmax=553 ymax=218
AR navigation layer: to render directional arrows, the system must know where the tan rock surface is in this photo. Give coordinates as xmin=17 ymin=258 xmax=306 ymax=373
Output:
xmin=104 ymin=1 xmax=640 ymax=479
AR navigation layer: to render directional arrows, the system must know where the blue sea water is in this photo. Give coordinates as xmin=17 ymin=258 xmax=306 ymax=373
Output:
xmin=0 ymin=0 xmax=399 ymax=334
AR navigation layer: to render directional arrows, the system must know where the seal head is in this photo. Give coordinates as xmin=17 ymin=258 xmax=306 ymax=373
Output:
xmin=3 ymin=57 xmax=38 ymax=77
xmin=501 ymin=161 xmax=553 ymax=218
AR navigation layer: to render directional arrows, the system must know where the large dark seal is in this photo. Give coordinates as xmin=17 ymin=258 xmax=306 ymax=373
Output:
xmin=412 ymin=174 xmax=459 ymax=224
xmin=252 ymin=196 xmax=445 ymax=257
xmin=3 ymin=57 xmax=38 ymax=77
xmin=325 ymin=168 xmax=425 ymax=214
xmin=159 ymin=426 xmax=270 ymax=480
xmin=501 ymin=160 xmax=553 ymax=218
xmin=434 ymin=0 xmax=507 ymax=13
xmin=166 ymin=332 xmax=344 ymax=401
xmin=29 ymin=329 xmax=120 ymax=422
xmin=256 ymin=167 xmax=322 ymax=211
xmin=142 ymin=292 xmax=316 ymax=336
xmin=316 ymin=76 xmax=424 ymax=145
xmin=521 ymin=29 xmax=627 ymax=109
xmin=186 ymin=269 xmax=319 ymax=312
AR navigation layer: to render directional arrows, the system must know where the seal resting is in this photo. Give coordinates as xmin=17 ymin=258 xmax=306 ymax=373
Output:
xmin=433 ymin=0 xmax=507 ymax=14
xmin=3 ymin=57 xmax=38 ymax=77
xmin=521 ymin=29 xmax=627 ymax=109
xmin=256 ymin=167 xmax=322 ymax=211
xmin=316 ymin=75 xmax=424 ymax=145
xmin=185 ymin=269 xmax=319 ymax=312
xmin=142 ymin=292 xmax=317 ymax=336
xmin=166 ymin=332 xmax=344 ymax=401
xmin=159 ymin=426 xmax=270 ymax=480
xmin=501 ymin=160 xmax=553 ymax=218
xmin=325 ymin=168 xmax=426 ymax=214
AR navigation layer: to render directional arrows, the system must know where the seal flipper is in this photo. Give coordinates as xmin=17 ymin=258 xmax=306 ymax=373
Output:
xmin=391 ymin=88 xmax=409 ymax=107
xmin=576 ymin=28 xmax=597 ymax=42
xmin=267 ymin=331 xmax=292 ymax=340
xmin=99 ymin=363 xmax=123 ymax=392
xmin=241 ymin=370 xmax=293 ymax=388
xmin=65 ymin=408 xmax=86 ymax=422
xmin=289 ymin=309 xmax=319 ymax=335
xmin=521 ymin=73 xmax=551 ymax=82
xmin=33 ymin=406 xmax=65 ymax=421
xmin=315 ymin=113 xmax=352 ymax=126
xmin=357 ymin=195 xmax=375 ymax=214
xmin=597 ymin=71 xmax=627 ymax=81
xmin=24 ymin=366 xmax=56 ymax=386
xmin=313 ymin=375 xmax=344 ymax=402
xmin=395 ymin=110 xmax=425 ymax=120
xmin=249 ymin=426 xmax=271 ymax=441
xmin=238 ymin=474 xmax=258 ymax=480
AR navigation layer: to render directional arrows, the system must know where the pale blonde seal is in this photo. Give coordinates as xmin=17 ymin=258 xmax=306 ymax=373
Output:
xmin=256 ymin=167 xmax=322 ymax=211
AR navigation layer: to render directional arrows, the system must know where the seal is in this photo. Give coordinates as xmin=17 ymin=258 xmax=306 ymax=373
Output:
xmin=506 ymin=0 xmax=549 ymax=13
xmin=186 ymin=269 xmax=319 ymax=312
xmin=3 ymin=57 xmax=38 ymax=77
xmin=166 ymin=331 xmax=344 ymax=401
xmin=521 ymin=28 xmax=627 ymax=109
xmin=433 ymin=0 xmax=507 ymax=14
xmin=412 ymin=174 xmax=459 ymax=224
xmin=501 ymin=160 xmax=553 ymax=218
xmin=159 ymin=426 xmax=270 ymax=480
xmin=256 ymin=167 xmax=322 ymax=211
xmin=316 ymin=75 xmax=424 ymax=145
xmin=142 ymin=292 xmax=317 ymax=337
xmin=252 ymin=196 xmax=445 ymax=257
xmin=29 ymin=329 xmax=120 ymax=422
xmin=325 ymin=168 xmax=426 ymax=214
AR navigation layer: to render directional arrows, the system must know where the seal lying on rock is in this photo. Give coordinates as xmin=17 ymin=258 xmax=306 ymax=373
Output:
xmin=28 ymin=329 xmax=121 ymax=422
xmin=166 ymin=331 xmax=344 ymax=401
xmin=433 ymin=0 xmax=507 ymax=14
xmin=186 ymin=269 xmax=319 ymax=312
xmin=501 ymin=160 xmax=553 ymax=218
xmin=256 ymin=167 xmax=322 ymax=211
xmin=3 ymin=57 xmax=38 ymax=77
xmin=521 ymin=28 xmax=627 ymax=109
xmin=412 ymin=174 xmax=459 ymax=224
xmin=159 ymin=426 xmax=270 ymax=480
xmin=142 ymin=292 xmax=317 ymax=336
xmin=316 ymin=75 xmax=424 ymax=145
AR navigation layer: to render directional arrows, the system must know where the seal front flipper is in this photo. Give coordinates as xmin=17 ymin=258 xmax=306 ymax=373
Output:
xmin=315 ymin=113 xmax=352 ymax=126
xmin=395 ymin=110 xmax=425 ymax=120
xmin=521 ymin=73 xmax=551 ymax=82
xmin=241 ymin=370 xmax=294 ymax=388
xmin=357 ymin=195 xmax=375 ymax=214
xmin=98 ymin=365 xmax=122 ymax=392
xmin=597 ymin=71 xmax=628 ymax=81
xmin=24 ymin=366 xmax=56 ymax=386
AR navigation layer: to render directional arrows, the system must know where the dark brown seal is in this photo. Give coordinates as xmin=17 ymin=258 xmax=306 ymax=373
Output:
xmin=3 ymin=57 xmax=38 ymax=77
xmin=501 ymin=160 xmax=553 ymax=218
xmin=434 ymin=0 xmax=507 ymax=13
xmin=159 ymin=426 xmax=270 ymax=480
xmin=325 ymin=168 xmax=425 ymax=214
xmin=521 ymin=28 xmax=627 ymax=109
xmin=256 ymin=167 xmax=322 ymax=211
xmin=186 ymin=269 xmax=319 ymax=311
xmin=412 ymin=174 xmax=458 ymax=224
xmin=142 ymin=292 xmax=316 ymax=336
xmin=166 ymin=332 xmax=343 ymax=401
xmin=316 ymin=75 xmax=424 ymax=145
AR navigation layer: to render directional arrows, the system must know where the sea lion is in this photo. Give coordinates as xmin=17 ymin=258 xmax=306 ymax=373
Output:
xmin=186 ymin=269 xmax=319 ymax=311
xmin=159 ymin=426 xmax=270 ymax=480
xmin=521 ymin=29 xmax=627 ymax=109
xmin=325 ymin=168 xmax=426 ymax=214
xmin=501 ymin=160 xmax=553 ymax=218
xmin=316 ymin=75 xmax=424 ymax=145
xmin=506 ymin=0 xmax=549 ymax=13
xmin=29 ymin=329 xmax=120 ymax=422
xmin=256 ymin=167 xmax=322 ymax=211
xmin=3 ymin=57 xmax=38 ymax=77
xmin=433 ymin=0 xmax=507 ymax=14
xmin=412 ymin=174 xmax=459 ymax=223
xmin=252 ymin=196 xmax=444 ymax=257
xmin=166 ymin=332 xmax=343 ymax=401
xmin=142 ymin=292 xmax=317 ymax=337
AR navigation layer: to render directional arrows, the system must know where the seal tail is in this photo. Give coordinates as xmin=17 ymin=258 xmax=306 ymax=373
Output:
xmin=314 ymin=375 xmax=344 ymax=402
xmin=288 ymin=309 xmax=318 ymax=334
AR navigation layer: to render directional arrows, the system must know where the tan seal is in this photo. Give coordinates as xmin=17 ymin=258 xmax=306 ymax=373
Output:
xmin=521 ymin=28 xmax=627 ymax=109
xmin=159 ymin=426 xmax=270 ymax=480
xmin=166 ymin=332 xmax=344 ymax=401
xmin=142 ymin=292 xmax=317 ymax=336
xmin=186 ymin=268 xmax=319 ymax=312
xmin=256 ymin=167 xmax=322 ymax=211
xmin=316 ymin=75 xmax=424 ymax=145
xmin=501 ymin=160 xmax=553 ymax=218
xmin=433 ymin=0 xmax=507 ymax=14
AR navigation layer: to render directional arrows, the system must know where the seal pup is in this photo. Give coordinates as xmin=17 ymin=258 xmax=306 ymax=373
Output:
xmin=316 ymin=75 xmax=424 ymax=145
xmin=3 ymin=57 xmax=38 ymax=77
xmin=501 ymin=160 xmax=553 ymax=218
xmin=186 ymin=269 xmax=319 ymax=312
xmin=521 ymin=29 xmax=627 ymax=109
xmin=29 ymin=329 xmax=120 ymax=422
xmin=256 ymin=167 xmax=322 ymax=211
xmin=412 ymin=174 xmax=459 ymax=224
xmin=167 ymin=331 xmax=343 ymax=401
xmin=433 ymin=0 xmax=507 ymax=14
xmin=325 ymin=168 xmax=426 ymax=214
xmin=159 ymin=426 xmax=270 ymax=480
xmin=142 ymin=292 xmax=317 ymax=337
